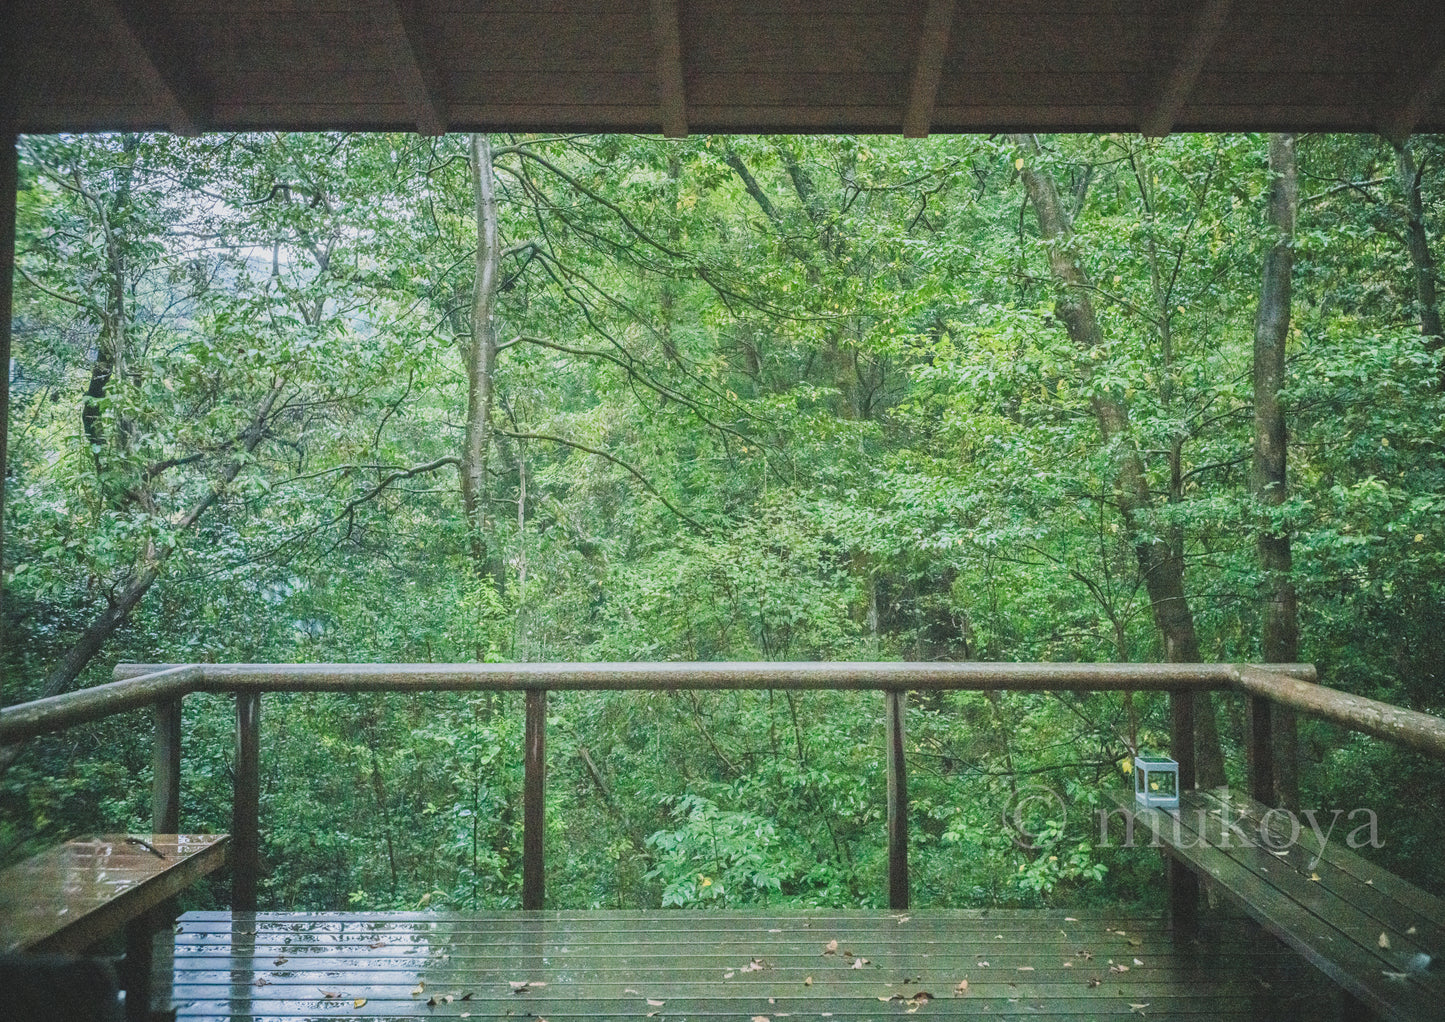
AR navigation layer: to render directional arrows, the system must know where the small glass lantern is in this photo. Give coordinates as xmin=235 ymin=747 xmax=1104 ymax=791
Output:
xmin=1134 ymin=754 xmax=1180 ymax=809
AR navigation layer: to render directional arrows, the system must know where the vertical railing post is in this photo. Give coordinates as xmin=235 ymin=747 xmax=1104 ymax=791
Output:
xmin=152 ymin=697 xmax=182 ymax=833
xmin=522 ymin=688 xmax=547 ymax=910
xmin=1246 ymin=695 xmax=1275 ymax=805
xmin=233 ymin=691 xmax=261 ymax=912
xmin=1168 ymin=688 xmax=1198 ymax=933
xmin=886 ymin=689 xmax=909 ymax=910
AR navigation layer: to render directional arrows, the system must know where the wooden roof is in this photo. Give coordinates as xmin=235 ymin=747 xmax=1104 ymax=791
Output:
xmin=4 ymin=1 xmax=1444 ymax=139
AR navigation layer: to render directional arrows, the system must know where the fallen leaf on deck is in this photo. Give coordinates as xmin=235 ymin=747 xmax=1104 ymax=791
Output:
xmin=724 ymin=971 xmax=735 ymax=979
xmin=1113 ymin=929 xmax=1127 ymax=936
xmin=1063 ymin=961 xmax=1074 ymax=968
xmin=1379 ymin=933 xmax=1391 ymax=949
xmin=1064 ymin=917 xmax=1078 ymax=922
xmin=751 ymin=1015 xmax=770 ymax=1022
xmin=768 ymin=998 xmax=776 ymax=1004
xmin=367 ymin=941 xmax=387 ymax=949
xmin=624 ymin=988 xmax=641 ymax=995
xmin=909 ymin=991 xmax=933 ymax=1003
xmin=1016 ymin=966 xmax=1034 ymax=972
xmin=273 ymin=956 xmax=288 ymax=966
xmin=427 ymin=996 xmax=437 ymax=1006
xmin=648 ymin=998 xmax=666 ymax=1006
xmin=851 ymin=957 xmax=869 ymax=969
xmin=1129 ymin=1004 xmax=1149 ymax=1013
xmin=253 ymin=978 xmax=269 ymax=987
xmin=1407 ymin=926 xmax=1418 ymax=935
xmin=510 ymin=981 xmax=546 ymax=993
xmin=741 ymin=958 xmax=765 ymax=973
xmin=896 ymin=915 xmax=910 ymax=924
xmin=1086 ymin=978 xmax=1101 ymax=988
xmin=976 ymin=961 xmax=989 ymax=968
xmin=1133 ymin=958 xmax=1143 ymax=966
xmin=460 ymin=991 xmax=473 ymax=1000
xmin=461 ymin=1014 xmax=471 ymax=1019
xmin=824 ymin=939 xmax=838 ymax=955
xmin=769 ymin=928 xmax=782 ymax=933
xmin=412 ymin=982 xmax=425 ymax=996
xmin=319 ymin=990 xmax=339 ymax=999
xmin=1384 ymin=971 xmax=1408 ymax=980
xmin=804 ymin=976 xmax=812 ymax=986
xmin=353 ymin=998 xmax=366 ymax=1008
xmin=1127 ymin=937 xmax=1142 ymax=947
xmin=1110 ymin=964 xmax=1130 ymax=973
xmin=1309 ymin=872 xmax=1321 ymax=882
xmin=953 ymin=980 xmax=969 ymax=995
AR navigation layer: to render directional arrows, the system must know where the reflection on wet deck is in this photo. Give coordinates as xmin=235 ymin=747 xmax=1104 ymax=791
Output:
xmin=171 ymin=909 xmax=1331 ymax=1020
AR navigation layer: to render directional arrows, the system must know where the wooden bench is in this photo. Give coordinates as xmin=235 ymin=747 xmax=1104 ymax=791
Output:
xmin=1105 ymin=787 xmax=1444 ymax=1021
xmin=0 ymin=834 xmax=228 ymax=1021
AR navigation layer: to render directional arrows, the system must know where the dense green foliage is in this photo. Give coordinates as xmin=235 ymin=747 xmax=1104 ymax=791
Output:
xmin=3 ymin=131 xmax=1444 ymax=909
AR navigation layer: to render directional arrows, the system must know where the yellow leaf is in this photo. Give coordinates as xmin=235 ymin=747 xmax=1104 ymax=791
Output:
xmin=1310 ymin=872 xmax=1322 ymax=882
xmin=1014 ymin=158 xmax=1024 ymax=170
xmin=1379 ymin=933 xmax=1391 ymax=949
xmin=353 ymin=998 xmax=366 ymax=1008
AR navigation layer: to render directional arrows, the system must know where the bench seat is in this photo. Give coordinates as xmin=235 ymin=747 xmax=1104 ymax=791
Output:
xmin=1106 ymin=787 xmax=1443 ymax=1021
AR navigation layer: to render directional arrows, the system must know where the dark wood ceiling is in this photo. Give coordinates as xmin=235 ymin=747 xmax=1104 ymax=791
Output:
xmin=4 ymin=1 xmax=1444 ymax=139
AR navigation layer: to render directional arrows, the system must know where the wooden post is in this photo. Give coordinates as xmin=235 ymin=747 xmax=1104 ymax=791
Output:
xmin=122 ymin=914 xmax=155 ymax=1022
xmin=522 ymin=688 xmax=546 ymax=910
xmin=1246 ymin=695 xmax=1275 ymax=805
xmin=1167 ymin=688 xmax=1198 ymax=933
xmin=886 ymin=689 xmax=909 ymax=910
xmin=233 ymin=692 xmax=261 ymax=912
xmin=152 ymin=697 xmax=182 ymax=833
xmin=1170 ymin=690 xmax=1196 ymax=791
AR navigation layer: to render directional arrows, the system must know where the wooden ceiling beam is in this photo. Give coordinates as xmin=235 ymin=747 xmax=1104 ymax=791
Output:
xmin=902 ymin=0 xmax=957 ymax=138
xmin=649 ymin=0 xmax=688 ymax=138
xmin=89 ymin=0 xmax=205 ymax=136
xmin=369 ymin=0 xmax=447 ymax=137
xmin=1140 ymin=0 xmax=1231 ymax=138
xmin=1381 ymin=49 xmax=1445 ymax=145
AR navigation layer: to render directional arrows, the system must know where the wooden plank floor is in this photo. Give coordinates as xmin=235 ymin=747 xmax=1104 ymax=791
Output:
xmin=172 ymin=909 xmax=1329 ymax=1021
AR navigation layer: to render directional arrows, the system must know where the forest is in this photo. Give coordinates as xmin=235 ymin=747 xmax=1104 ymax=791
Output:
xmin=1 ymin=129 xmax=1443 ymax=912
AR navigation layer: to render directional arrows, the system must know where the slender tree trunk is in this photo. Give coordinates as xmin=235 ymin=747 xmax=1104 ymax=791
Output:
xmin=1393 ymin=141 xmax=1444 ymax=383
xmin=1254 ymin=133 xmax=1301 ymax=807
xmin=1011 ymin=134 xmax=1226 ymax=787
xmin=462 ymin=133 xmax=500 ymax=576
xmin=0 ymin=383 xmax=284 ymax=774
xmin=0 ymin=134 xmax=17 ymax=709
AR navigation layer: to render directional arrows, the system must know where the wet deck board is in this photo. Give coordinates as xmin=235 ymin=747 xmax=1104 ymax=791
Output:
xmin=171 ymin=909 xmax=1323 ymax=1020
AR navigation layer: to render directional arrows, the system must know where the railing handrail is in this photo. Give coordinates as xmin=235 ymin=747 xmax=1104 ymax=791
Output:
xmin=11 ymin=658 xmax=1445 ymax=919
xmin=0 ymin=664 xmax=203 ymax=744
xmin=112 ymin=659 xmax=1302 ymax=691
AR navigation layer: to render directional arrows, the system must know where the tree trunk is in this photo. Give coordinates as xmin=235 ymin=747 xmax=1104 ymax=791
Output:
xmin=1393 ymin=141 xmax=1444 ymax=384
xmin=1011 ymin=134 xmax=1226 ymax=788
xmin=0 ymin=383 xmax=284 ymax=774
xmin=1254 ymin=133 xmax=1301 ymax=807
xmin=461 ymin=133 xmax=501 ymax=576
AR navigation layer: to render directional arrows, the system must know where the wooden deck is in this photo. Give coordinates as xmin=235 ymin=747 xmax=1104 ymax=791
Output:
xmin=171 ymin=909 xmax=1329 ymax=1021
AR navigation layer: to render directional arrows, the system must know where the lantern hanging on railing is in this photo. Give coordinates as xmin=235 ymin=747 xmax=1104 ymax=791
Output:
xmin=1133 ymin=754 xmax=1180 ymax=809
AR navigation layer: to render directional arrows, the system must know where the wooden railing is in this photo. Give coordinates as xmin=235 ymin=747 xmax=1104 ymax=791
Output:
xmin=6 ymin=660 xmax=1445 ymax=921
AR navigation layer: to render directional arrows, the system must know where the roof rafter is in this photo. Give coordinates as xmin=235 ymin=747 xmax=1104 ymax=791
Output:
xmin=1140 ymin=0 xmax=1231 ymax=138
xmin=1381 ymin=49 xmax=1445 ymax=145
xmin=369 ymin=0 xmax=447 ymax=137
xmin=649 ymin=0 xmax=688 ymax=138
xmin=89 ymin=0 xmax=205 ymax=136
xmin=902 ymin=0 xmax=957 ymax=138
